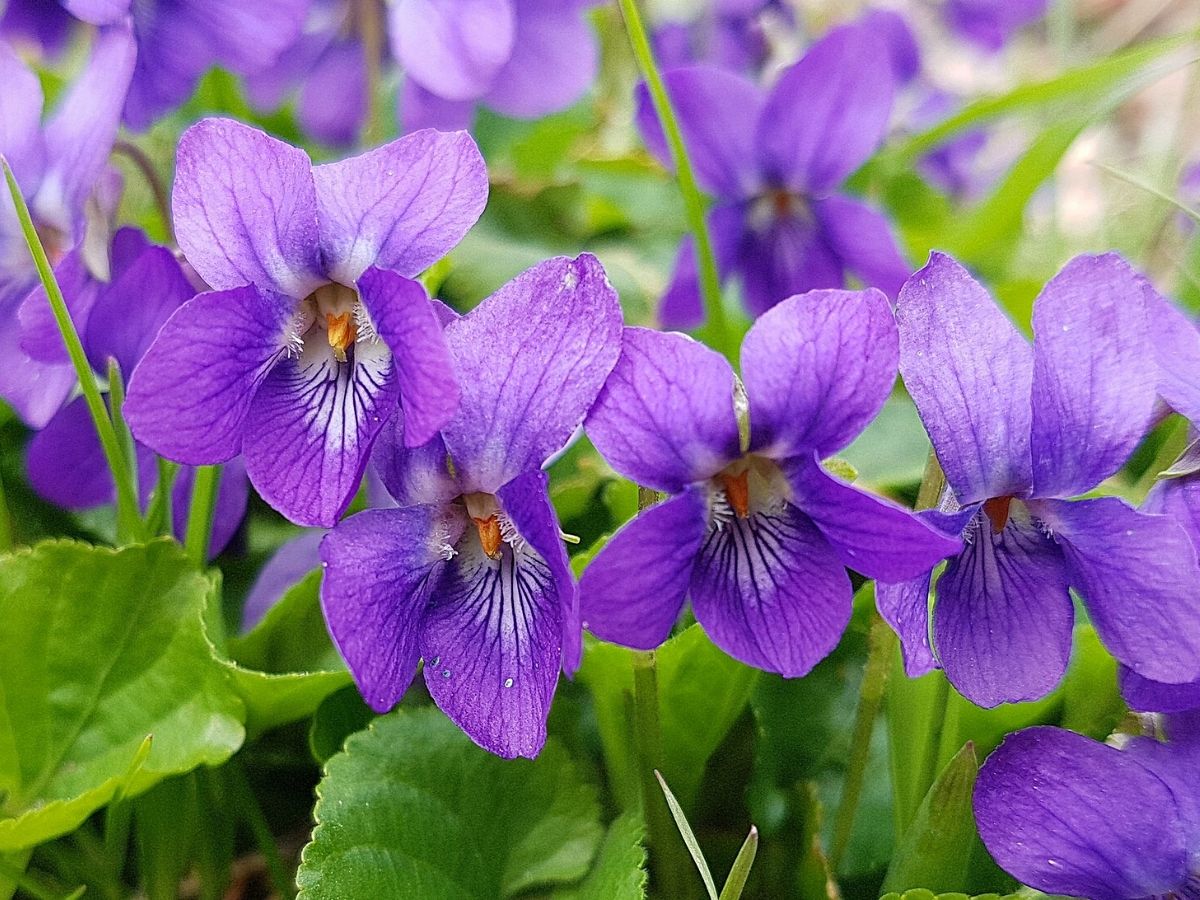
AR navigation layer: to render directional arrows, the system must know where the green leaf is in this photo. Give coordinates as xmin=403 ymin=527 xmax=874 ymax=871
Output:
xmin=296 ymin=707 xmax=605 ymax=899
xmin=578 ymin=624 xmax=757 ymax=810
xmin=551 ymin=813 xmax=647 ymax=900
xmin=0 ymin=540 xmax=245 ymax=852
xmin=655 ymin=771 xmax=718 ymax=900
xmin=718 ymin=826 xmax=758 ymax=900
xmin=224 ymin=569 xmax=351 ymax=738
xmin=878 ymin=892 xmax=1023 ymax=900
xmin=308 ymin=685 xmax=376 ymax=765
xmin=882 ymin=743 xmax=979 ymax=893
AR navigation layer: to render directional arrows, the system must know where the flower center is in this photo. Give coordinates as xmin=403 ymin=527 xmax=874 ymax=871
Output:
xmin=293 ymin=282 xmax=372 ymax=362
xmin=711 ymin=455 xmax=791 ymax=524
xmin=983 ymin=495 xmax=1014 ymax=533
xmin=463 ymin=492 xmax=504 ymax=559
xmin=748 ymin=187 xmax=811 ymax=232
xmin=35 ymin=223 xmax=68 ymax=266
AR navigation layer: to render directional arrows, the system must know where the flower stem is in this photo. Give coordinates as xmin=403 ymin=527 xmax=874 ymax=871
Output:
xmin=357 ymin=0 xmax=388 ymax=146
xmin=1 ymin=157 xmax=144 ymax=543
xmin=112 ymin=141 xmax=172 ymax=241
xmin=184 ymin=465 xmax=221 ymax=567
xmin=615 ymin=0 xmax=728 ymax=351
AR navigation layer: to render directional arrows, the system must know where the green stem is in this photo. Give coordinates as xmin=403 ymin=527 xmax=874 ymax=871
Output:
xmin=357 ymin=0 xmax=387 ymax=146
xmin=2 ymin=158 xmax=144 ymax=542
xmin=615 ymin=0 xmax=727 ymax=351
xmin=916 ymin=674 xmax=951 ymax=803
xmin=106 ymin=361 xmax=142 ymax=529
xmin=144 ymin=458 xmax=179 ymax=538
xmin=0 ymin=471 xmax=13 ymax=552
xmin=184 ymin=465 xmax=221 ymax=567
xmin=0 ymin=857 xmax=59 ymax=900
xmin=111 ymin=141 xmax=172 ymax=241
xmin=227 ymin=761 xmax=294 ymax=898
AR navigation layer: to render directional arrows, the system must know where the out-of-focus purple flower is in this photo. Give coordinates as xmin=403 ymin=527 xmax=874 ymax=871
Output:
xmin=1177 ymin=162 xmax=1200 ymax=236
xmin=911 ymin=89 xmax=989 ymax=199
xmin=391 ymin=0 xmax=600 ymax=132
xmin=974 ymin=718 xmax=1200 ymax=899
xmin=638 ymin=24 xmax=911 ymax=326
xmin=859 ymin=7 xmax=921 ymax=86
xmin=580 ymin=288 xmax=959 ymax=677
xmin=944 ymin=0 xmax=1047 ymax=52
xmin=124 ymin=118 xmax=488 ymax=528
xmin=23 ymin=231 xmax=249 ymax=558
xmin=0 ymin=26 xmax=134 ymax=427
xmin=878 ymin=253 xmax=1200 ymax=707
xmin=245 ymin=0 xmax=369 ymax=148
xmin=0 ymin=0 xmax=77 ymax=55
xmin=242 ymin=528 xmax=326 ymax=630
xmin=651 ymin=0 xmax=784 ymax=75
xmin=320 ymin=255 xmax=622 ymax=758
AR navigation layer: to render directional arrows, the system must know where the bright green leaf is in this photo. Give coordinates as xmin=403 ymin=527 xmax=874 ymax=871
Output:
xmin=551 ymin=813 xmax=646 ymax=900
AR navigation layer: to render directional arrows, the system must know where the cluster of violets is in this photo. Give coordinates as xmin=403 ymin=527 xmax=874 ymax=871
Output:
xmin=7 ymin=2 xmax=1200 ymax=897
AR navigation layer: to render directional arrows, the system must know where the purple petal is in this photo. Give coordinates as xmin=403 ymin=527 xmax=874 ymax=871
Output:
xmin=26 ymin=396 xmax=125 ymax=509
xmin=19 ymin=249 xmax=104 ymax=365
xmin=356 ymin=267 xmax=459 ymax=448
xmin=755 ymin=23 xmax=895 ymax=193
xmin=1029 ymin=254 xmax=1157 ymax=498
xmin=1120 ymin=667 xmax=1200 ymax=714
xmin=658 ymin=202 xmax=742 ymax=329
xmin=125 ymin=285 xmax=293 ymax=464
xmin=743 ymin=287 xmax=897 ymax=459
xmin=497 ymin=469 xmax=579 ymax=673
xmin=84 ymin=245 xmax=195 ymax=376
xmin=946 ymin=0 xmax=1047 ymax=52
xmin=0 ymin=0 xmax=76 ymax=58
xmin=40 ymin=22 xmax=135 ymax=235
xmin=421 ymin=508 xmax=562 ymax=759
xmin=785 ymin=459 xmax=961 ymax=581
xmin=297 ymin=40 xmax=368 ymax=148
xmin=691 ymin=503 xmax=851 ymax=677
xmin=1143 ymin=471 xmax=1200 ymax=552
xmin=321 ymin=506 xmax=456 ymax=712
xmin=736 ymin=210 xmax=843 ymax=317
xmin=1144 ymin=283 xmax=1200 ymax=423
xmin=0 ymin=41 xmax=45 ymax=189
xmin=635 ymin=66 xmax=764 ymax=198
xmin=896 ymin=252 xmax=1033 ymax=504
xmin=172 ymin=118 xmax=323 ymax=297
xmin=171 ymin=458 xmax=250 ymax=559
xmin=399 ymin=81 xmax=477 ymax=133
xmin=859 ymin=9 xmax=921 ymax=84
xmin=585 ymin=327 xmax=739 ymax=493
xmin=371 ymin=411 xmax=460 ymax=508
xmin=815 ymin=195 xmax=911 ymax=299
xmin=1038 ymin=496 xmax=1200 ymax=685
xmin=483 ymin=0 xmax=598 ymax=118
xmin=62 ymin=0 xmax=130 ymax=25
xmin=313 ymin=130 xmax=488 ymax=284
xmin=389 ymin=0 xmax=515 ymax=102
xmin=933 ymin=513 xmax=1073 ymax=706
xmin=0 ymin=323 xmax=76 ymax=429
xmin=242 ymin=529 xmax=326 ymax=632
xmin=440 ymin=255 xmax=622 ymax=492
xmin=580 ymin=488 xmax=708 ymax=651
xmin=243 ymin=328 xmax=400 ymax=527
xmin=974 ymin=727 xmax=1188 ymax=900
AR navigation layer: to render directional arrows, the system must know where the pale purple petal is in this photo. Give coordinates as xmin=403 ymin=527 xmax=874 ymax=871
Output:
xmin=62 ymin=0 xmax=130 ymax=25
xmin=933 ymin=513 xmax=1073 ymax=707
xmin=755 ymin=23 xmax=895 ymax=193
xmin=975 ymin=727 xmax=1188 ymax=900
xmin=1120 ymin=667 xmax=1200 ymax=714
xmin=785 ymin=459 xmax=961 ymax=581
xmin=0 ymin=325 xmax=75 ymax=429
xmin=19 ymin=249 xmax=103 ymax=365
xmin=125 ymin=285 xmax=293 ymax=464
xmin=896 ymin=252 xmax=1034 ymax=503
xmin=580 ymin=488 xmax=708 ymax=651
xmin=173 ymin=118 xmax=323 ymax=297
xmin=440 ymin=255 xmax=622 ymax=492
xmin=0 ymin=41 xmax=45 ymax=189
xmin=321 ymin=506 xmax=457 ymax=711
xmin=421 ymin=511 xmax=562 ymax=759
xmin=859 ymin=9 xmax=920 ymax=84
xmin=743 ymin=288 xmax=897 ymax=459
xmin=371 ymin=411 xmax=460 ymax=508
xmin=356 ymin=267 xmax=459 ymax=448
xmin=390 ymin=0 xmax=515 ymax=102
xmin=483 ymin=0 xmax=598 ymax=118
xmin=815 ymin=195 xmax=911 ymax=299
xmin=399 ymin=81 xmax=476 ymax=133
xmin=691 ymin=503 xmax=851 ymax=677
xmin=297 ymin=40 xmax=368 ymax=148
xmin=1144 ymin=283 xmax=1200 ymax=423
xmin=1038 ymin=496 xmax=1200 ymax=685
xmin=313 ymin=130 xmax=488 ymax=284
xmin=243 ymin=332 xmax=400 ymax=527
xmin=946 ymin=0 xmax=1047 ymax=52
xmin=171 ymin=458 xmax=250 ymax=559
xmin=241 ymin=529 xmax=325 ymax=632
xmin=1029 ymin=254 xmax=1157 ymax=498
xmin=635 ymin=66 xmax=764 ymax=199
xmin=585 ymin=327 xmax=739 ymax=492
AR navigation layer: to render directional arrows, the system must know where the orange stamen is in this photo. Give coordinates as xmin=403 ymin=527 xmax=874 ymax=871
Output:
xmin=983 ymin=496 xmax=1013 ymax=533
xmin=719 ymin=470 xmax=751 ymax=519
xmin=326 ymin=312 xmax=356 ymax=362
xmin=473 ymin=515 xmax=502 ymax=559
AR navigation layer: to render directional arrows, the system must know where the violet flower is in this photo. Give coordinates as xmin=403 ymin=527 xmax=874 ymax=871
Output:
xmin=651 ymin=0 xmax=785 ymax=75
xmin=974 ymin=717 xmax=1200 ymax=899
xmin=24 ymin=231 xmax=248 ymax=559
xmin=945 ymin=0 xmax=1048 ymax=52
xmin=0 ymin=0 xmax=76 ymax=55
xmin=125 ymin=118 xmax=487 ymax=528
xmin=579 ymin=288 xmax=959 ymax=677
xmin=0 ymin=26 xmax=134 ymax=427
xmin=391 ymin=0 xmax=600 ymax=133
xmin=639 ymin=23 xmax=911 ymax=327
xmin=320 ymin=255 xmax=622 ymax=758
xmin=878 ymin=252 xmax=1200 ymax=707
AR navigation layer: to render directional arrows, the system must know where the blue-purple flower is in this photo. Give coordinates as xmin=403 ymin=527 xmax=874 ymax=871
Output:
xmin=878 ymin=252 xmax=1200 ymax=707
xmin=24 ymin=230 xmax=248 ymax=558
xmin=651 ymin=0 xmax=786 ymax=75
xmin=974 ymin=716 xmax=1200 ymax=899
xmin=391 ymin=0 xmax=600 ymax=133
xmin=639 ymin=23 xmax=911 ymax=326
xmin=579 ymin=288 xmax=959 ymax=677
xmin=124 ymin=118 xmax=488 ymax=528
xmin=945 ymin=0 xmax=1047 ymax=52
xmin=0 ymin=26 xmax=134 ymax=427
xmin=320 ymin=255 xmax=622 ymax=758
